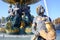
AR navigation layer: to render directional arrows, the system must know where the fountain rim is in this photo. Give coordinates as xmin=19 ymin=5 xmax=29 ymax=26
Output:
xmin=2 ymin=0 xmax=40 ymax=5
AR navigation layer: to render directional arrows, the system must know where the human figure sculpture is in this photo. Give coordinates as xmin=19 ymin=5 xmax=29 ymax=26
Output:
xmin=6 ymin=1 xmax=33 ymax=34
xmin=32 ymin=5 xmax=56 ymax=40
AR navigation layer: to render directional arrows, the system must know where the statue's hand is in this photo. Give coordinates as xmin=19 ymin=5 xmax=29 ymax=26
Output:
xmin=14 ymin=8 xmax=19 ymax=11
xmin=35 ymin=31 xmax=40 ymax=37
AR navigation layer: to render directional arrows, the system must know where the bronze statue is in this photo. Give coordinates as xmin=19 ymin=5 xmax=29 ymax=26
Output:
xmin=32 ymin=5 xmax=56 ymax=40
xmin=2 ymin=0 xmax=40 ymax=34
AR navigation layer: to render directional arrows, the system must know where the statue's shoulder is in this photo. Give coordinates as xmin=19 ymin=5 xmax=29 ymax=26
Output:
xmin=43 ymin=15 xmax=52 ymax=21
xmin=35 ymin=16 xmax=40 ymax=19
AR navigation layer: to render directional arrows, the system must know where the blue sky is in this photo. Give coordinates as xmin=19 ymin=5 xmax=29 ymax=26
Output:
xmin=0 ymin=0 xmax=60 ymax=20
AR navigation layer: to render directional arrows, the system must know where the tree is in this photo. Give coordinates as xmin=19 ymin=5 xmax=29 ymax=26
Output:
xmin=53 ymin=17 xmax=60 ymax=29
xmin=1 ymin=17 xmax=5 ymax=23
xmin=54 ymin=17 xmax=60 ymax=24
xmin=0 ymin=19 xmax=1 ymax=24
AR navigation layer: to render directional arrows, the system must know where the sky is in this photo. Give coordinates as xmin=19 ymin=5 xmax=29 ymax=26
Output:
xmin=0 ymin=0 xmax=60 ymax=20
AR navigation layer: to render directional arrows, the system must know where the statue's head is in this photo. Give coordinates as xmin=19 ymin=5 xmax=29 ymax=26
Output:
xmin=8 ymin=4 xmax=12 ymax=8
xmin=22 ymin=12 xmax=25 ymax=18
xmin=36 ymin=5 xmax=45 ymax=15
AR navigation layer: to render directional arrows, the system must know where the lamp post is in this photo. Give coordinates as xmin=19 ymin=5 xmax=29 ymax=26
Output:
xmin=43 ymin=0 xmax=49 ymax=16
